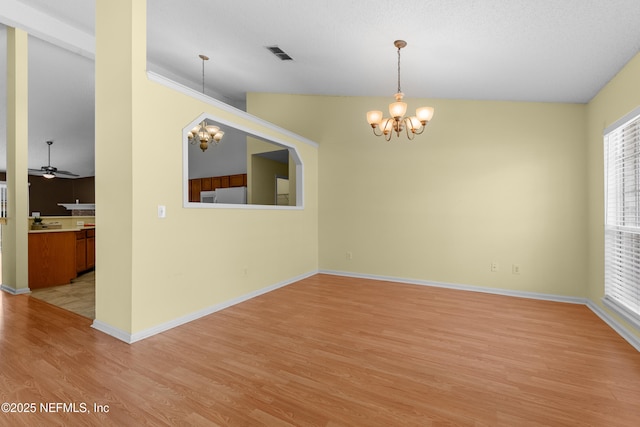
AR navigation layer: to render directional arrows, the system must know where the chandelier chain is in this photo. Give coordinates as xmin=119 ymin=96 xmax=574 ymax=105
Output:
xmin=397 ymin=46 xmax=402 ymax=94
xmin=189 ymin=54 xmax=224 ymax=152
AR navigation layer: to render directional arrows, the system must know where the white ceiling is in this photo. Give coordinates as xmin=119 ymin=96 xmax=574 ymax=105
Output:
xmin=1 ymin=0 xmax=640 ymax=177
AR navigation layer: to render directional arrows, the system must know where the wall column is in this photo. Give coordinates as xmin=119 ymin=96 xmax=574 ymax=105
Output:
xmin=1 ymin=27 xmax=30 ymax=294
xmin=92 ymin=0 xmax=145 ymax=337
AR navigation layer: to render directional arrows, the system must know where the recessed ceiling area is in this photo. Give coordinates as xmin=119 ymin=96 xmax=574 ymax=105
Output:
xmin=1 ymin=0 xmax=640 ymax=176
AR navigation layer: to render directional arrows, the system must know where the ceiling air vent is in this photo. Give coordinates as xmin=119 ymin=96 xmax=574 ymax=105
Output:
xmin=266 ymin=46 xmax=293 ymax=61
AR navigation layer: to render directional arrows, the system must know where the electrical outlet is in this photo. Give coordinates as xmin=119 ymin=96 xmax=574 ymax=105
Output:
xmin=490 ymin=261 xmax=499 ymax=272
xmin=346 ymin=251 xmax=353 ymax=261
xmin=512 ymin=264 xmax=521 ymax=275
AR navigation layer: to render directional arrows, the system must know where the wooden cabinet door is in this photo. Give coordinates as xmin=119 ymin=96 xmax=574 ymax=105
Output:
xmin=28 ymin=232 xmax=77 ymax=288
xmin=86 ymin=236 xmax=95 ymax=269
xmin=229 ymin=174 xmax=244 ymax=187
xmin=201 ymin=177 xmax=212 ymax=191
xmin=76 ymin=231 xmax=87 ymax=273
xmin=86 ymin=229 xmax=95 ymax=269
xmin=190 ymin=179 xmax=201 ymax=202
xmin=212 ymin=177 xmax=221 ymax=189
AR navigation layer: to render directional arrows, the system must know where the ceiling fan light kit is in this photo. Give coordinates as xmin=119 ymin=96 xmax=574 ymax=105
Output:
xmin=366 ymin=40 xmax=435 ymax=141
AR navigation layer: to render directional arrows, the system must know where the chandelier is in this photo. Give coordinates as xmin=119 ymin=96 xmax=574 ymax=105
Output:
xmin=188 ymin=54 xmax=224 ymax=152
xmin=366 ymin=40 xmax=434 ymax=141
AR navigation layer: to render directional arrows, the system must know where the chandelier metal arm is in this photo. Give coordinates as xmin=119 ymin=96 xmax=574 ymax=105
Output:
xmin=403 ymin=118 xmax=416 ymax=140
xmin=412 ymin=123 xmax=427 ymax=136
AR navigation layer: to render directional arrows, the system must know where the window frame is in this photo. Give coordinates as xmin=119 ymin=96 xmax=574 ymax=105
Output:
xmin=603 ymin=106 xmax=640 ymax=328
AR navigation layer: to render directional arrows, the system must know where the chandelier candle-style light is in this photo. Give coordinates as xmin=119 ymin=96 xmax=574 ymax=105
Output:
xmin=366 ymin=40 xmax=434 ymax=141
xmin=188 ymin=54 xmax=224 ymax=152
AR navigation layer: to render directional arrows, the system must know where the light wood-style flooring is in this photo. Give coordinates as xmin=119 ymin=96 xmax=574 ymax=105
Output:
xmin=1 ymin=274 xmax=640 ymax=426
xmin=30 ymin=270 xmax=95 ymax=319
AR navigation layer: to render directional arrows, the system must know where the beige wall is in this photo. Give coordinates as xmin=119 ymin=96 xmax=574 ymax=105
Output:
xmin=250 ymin=156 xmax=288 ymax=205
xmin=95 ymin=0 xmax=318 ymax=336
xmin=586 ymin=52 xmax=640 ymax=340
xmin=246 ymin=137 xmax=294 ymax=205
xmin=248 ymin=53 xmax=640 ymax=342
xmin=248 ymin=94 xmax=588 ymax=297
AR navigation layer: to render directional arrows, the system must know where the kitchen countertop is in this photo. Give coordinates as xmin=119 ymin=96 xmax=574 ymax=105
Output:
xmin=28 ymin=226 xmax=95 ymax=234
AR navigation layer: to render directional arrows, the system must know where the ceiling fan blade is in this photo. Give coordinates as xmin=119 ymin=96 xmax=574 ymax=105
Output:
xmin=55 ymin=170 xmax=80 ymax=177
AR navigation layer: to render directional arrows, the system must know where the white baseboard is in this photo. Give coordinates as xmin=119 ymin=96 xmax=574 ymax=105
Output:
xmin=91 ymin=320 xmax=133 ymax=343
xmin=92 ymin=270 xmax=318 ymax=344
xmin=586 ymin=300 xmax=640 ymax=352
xmin=320 ymin=269 xmax=639 ymax=352
xmin=1 ymin=284 xmax=31 ymax=295
xmin=320 ymin=269 xmax=587 ymax=304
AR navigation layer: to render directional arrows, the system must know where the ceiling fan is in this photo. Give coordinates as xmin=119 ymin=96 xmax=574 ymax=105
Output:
xmin=29 ymin=140 xmax=79 ymax=179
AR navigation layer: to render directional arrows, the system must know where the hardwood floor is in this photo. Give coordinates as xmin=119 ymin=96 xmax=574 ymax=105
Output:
xmin=29 ymin=270 xmax=95 ymax=318
xmin=1 ymin=273 xmax=639 ymax=426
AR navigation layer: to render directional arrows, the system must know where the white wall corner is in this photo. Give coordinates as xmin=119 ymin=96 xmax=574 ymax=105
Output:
xmin=91 ymin=320 xmax=134 ymax=344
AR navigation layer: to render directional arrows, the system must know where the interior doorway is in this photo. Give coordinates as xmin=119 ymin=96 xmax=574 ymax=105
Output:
xmin=275 ymin=175 xmax=289 ymax=205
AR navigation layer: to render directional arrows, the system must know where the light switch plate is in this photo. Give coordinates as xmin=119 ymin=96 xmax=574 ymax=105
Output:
xmin=158 ymin=205 xmax=166 ymax=218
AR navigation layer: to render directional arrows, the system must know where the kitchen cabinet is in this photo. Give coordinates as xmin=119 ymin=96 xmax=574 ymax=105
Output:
xmin=229 ymin=174 xmax=246 ymax=187
xmin=86 ymin=229 xmax=95 ymax=269
xmin=76 ymin=231 xmax=87 ymax=272
xmin=189 ymin=174 xmax=248 ymax=202
xmin=76 ymin=228 xmax=96 ymax=273
xmin=201 ymin=177 xmax=212 ymax=191
xmin=190 ymin=179 xmax=202 ymax=202
xmin=28 ymin=231 xmax=77 ymax=289
xmin=212 ymin=176 xmax=230 ymax=189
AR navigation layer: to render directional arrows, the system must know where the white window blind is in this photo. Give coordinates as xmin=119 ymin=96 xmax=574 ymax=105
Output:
xmin=604 ymin=109 xmax=640 ymax=326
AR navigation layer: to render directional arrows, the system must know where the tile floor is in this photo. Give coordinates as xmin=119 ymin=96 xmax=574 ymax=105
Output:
xmin=30 ymin=270 xmax=95 ymax=319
